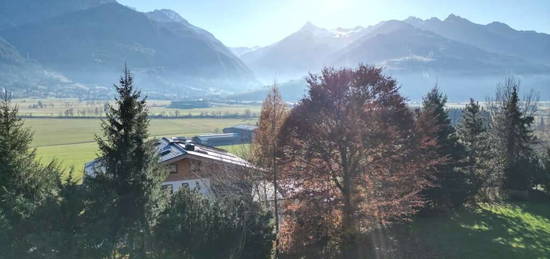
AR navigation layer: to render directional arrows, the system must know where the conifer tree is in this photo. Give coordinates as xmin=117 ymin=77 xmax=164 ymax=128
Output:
xmin=456 ymin=99 xmax=492 ymax=200
xmin=489 ymin=79 xmax=537 ymax=192
xmin=417 ymin=87 xmax=467 ymax=209
xmin=457 ymin=99 xmax=485 ymax=148
xmin=541 ymin=148 xmax=550 ymax=192
xmin=90 ymin=67 xmax=165 ymax=258
xmin=0 ymin=90 xmax=59 ymax=257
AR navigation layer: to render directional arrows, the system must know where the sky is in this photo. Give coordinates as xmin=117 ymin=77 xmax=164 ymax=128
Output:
xmin=118 ymin=0 xmax=550 ymax=47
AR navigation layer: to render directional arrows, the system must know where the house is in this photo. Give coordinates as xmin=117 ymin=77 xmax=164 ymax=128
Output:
xmin=84 ymin=137 xmax=253 ymax=196
xmin=223 ymin=125 xmax=257 ymax=142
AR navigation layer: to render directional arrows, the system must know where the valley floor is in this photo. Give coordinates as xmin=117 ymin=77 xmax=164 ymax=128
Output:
xmin=26 ymin=118 xmax=256 ymax=180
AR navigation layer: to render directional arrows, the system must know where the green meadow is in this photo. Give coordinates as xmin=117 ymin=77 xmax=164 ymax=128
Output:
xmin=14 ymin=98 xmax=261 ymax=117
xmin=408 ymin=202 xmax=550 ymax=258
xmin=26 ymin=118 xmax=257 ymax=180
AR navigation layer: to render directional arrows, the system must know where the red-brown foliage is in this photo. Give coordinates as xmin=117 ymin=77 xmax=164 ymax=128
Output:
xmin=277 ymin=65 xmax=440 ymax=257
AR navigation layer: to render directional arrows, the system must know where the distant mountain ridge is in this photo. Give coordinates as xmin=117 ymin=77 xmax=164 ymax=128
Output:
xmin=334 ymin=20 xmax=545 ymax=75
xmin=240 ymin=22 xmax=368 ymax=80
xmin=243 ymin=15 xmax=550 ymax=82
xmin=0 ymin=0 xmax=257 ymax=98
xmin=0 ymin=0 xmax=116 ymax=30
xmin=239 ymin=15 xmax=550 ymax=100
xmin=404 ymin=14 xmax=550 ymax=66
xmin=0 ymin=4 xmax=548 ymax=100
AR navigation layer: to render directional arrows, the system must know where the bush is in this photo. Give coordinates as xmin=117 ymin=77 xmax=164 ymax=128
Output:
xmin=153 ymin=189 xmax=274 ymax=259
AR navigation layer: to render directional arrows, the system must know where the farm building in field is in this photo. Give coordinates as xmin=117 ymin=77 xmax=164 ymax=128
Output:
xmin=190 ymin=125 xmax=258 ymax=147
xmin=84 ymin=137 xmax=254 ymax=197
xmin=223 ymin=125 xmax=257 ymax=142
xmin=192 ymin=133 xmax=242 ymax=147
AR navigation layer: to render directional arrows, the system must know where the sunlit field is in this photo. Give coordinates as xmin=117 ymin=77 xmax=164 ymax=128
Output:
xmin=26 ymin=118 xmax=257 ymax=179
xmin=14 ymin=98 xmax=261 ymax=117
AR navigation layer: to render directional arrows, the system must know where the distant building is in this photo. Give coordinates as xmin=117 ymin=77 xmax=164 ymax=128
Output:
xmin=189 ymin=125 xmax=258 ymax=147
xmin=192 ymin=133 xmax=242 ymax=146
xmin=223 ymin=124 xmax=258 ymax=143
xmin=84 ymin=137 xmax=253 ymax=196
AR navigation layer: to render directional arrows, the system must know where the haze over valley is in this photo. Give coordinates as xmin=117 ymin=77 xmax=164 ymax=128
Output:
xmin=0 ymin=0 xmax=549 ymax=101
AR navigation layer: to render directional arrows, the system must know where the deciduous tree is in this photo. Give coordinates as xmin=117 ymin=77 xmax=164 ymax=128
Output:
xmin=277 ymin=66 xmax=438 ymax=258
xmin=252 ymin=85 xmax=289 ymax=256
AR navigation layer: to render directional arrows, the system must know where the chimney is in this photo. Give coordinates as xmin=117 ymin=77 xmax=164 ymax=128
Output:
xmin=185 ymin=143 xmax=195 ymax=151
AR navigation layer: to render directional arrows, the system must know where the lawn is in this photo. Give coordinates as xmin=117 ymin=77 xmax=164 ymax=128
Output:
xmin=26 ymin=118 xmax=257 ymax=179
xmin=407 ymin=202 xmax=550 ymax=259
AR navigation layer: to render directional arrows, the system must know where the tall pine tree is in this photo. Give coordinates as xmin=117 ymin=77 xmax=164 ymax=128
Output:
xmin=456 ymin=99 xmax=493 ymax=201
xmin=89 ymin=67 xmax=165 ymax=258
xmin=0 ymin=90 xmax=60 ymax=257
xmin=417 ymin=87 xmax=467 ymax=209
xmin=489 ymin=79 xmax=537 ymax=192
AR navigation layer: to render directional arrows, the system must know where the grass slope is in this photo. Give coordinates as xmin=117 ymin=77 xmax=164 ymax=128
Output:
xmin=409 ymin=202 xmax=550 ymax=259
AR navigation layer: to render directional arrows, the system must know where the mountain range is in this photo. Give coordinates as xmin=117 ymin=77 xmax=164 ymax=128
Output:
xmin=236 ymin=15 xmax=550 ymax=100
xmin=0 ymin=0 xmax=548 ymax=100
xmin=0 ymin=0 xmax=256 ymax=98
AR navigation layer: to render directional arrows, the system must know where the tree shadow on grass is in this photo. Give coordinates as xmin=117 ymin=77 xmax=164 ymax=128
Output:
xmin=379 ymin=203 xmax=550 ymax=259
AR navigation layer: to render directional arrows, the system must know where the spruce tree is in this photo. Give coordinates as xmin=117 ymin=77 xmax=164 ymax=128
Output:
xmin=417 ymin=87 xmax=467 ymax=209
xmin=457 ymin=99 xmax=485 ymax=148
xmin=0 ymin=90 xmax=59 ymax=257
xmin=456 ymin=99 xmax=492 ymax=200
xmin=542 ymin=148 xmax=550 ymax=193
xmin=0 ymin=90 xmax=55 ymax=206
xmin=90 ymin=67 xmax=165 ymax=258
xmin=489 ymin=79 xmax=537 ymax=192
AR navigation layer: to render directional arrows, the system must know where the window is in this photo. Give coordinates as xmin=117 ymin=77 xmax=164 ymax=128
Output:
xmin=195 ymin=181 xmax=201 ymax=191
xmin=168 ymin=164 xmax=177 ymax=174
xmin=161 ymin=184 xmax=173 ymax=194
xmin=181 ymin=183 xmax=190 ymax=189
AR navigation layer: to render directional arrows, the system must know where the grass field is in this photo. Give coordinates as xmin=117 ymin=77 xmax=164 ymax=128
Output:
xmin=14 ymin=98 xmax=261 ymax=117
xmin=407 ymin=202 xmax=550 ymax=258
xmin=26 ymin=118 xmax=257 ymax=180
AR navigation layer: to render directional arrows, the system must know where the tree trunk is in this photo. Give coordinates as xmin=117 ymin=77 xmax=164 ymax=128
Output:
xmin=341 ymin=167 xmax=358 ymax=259
xmin=273 ymin=153 xmax=280 ymax=258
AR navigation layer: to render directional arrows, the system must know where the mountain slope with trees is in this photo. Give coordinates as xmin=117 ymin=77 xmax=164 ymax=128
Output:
xmin=0 ymin=1 xmax=257 ymax=98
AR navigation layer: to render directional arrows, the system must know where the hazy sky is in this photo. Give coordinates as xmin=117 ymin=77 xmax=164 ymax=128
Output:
xmin=118 ymin=0 xmax=550 ymax=47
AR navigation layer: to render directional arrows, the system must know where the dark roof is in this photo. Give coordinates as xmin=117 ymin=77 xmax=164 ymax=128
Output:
xmin=224 ymin=125 xmax=258 ymax=131
xmin=193 ymin=133 xmax=240 ymax=142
